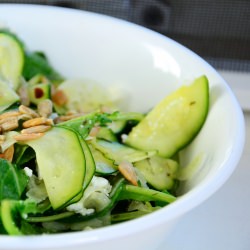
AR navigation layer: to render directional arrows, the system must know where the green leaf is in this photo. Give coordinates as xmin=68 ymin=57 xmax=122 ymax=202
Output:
xmin=20 ymin=220 xmax=44 ymax=235
xmin=23 ymin=51 xmax=63 ymax=84
xmin=0 ymin=159 xmax=28 ymax=201
xmin=12 ymin=144 xmax=35 ymax=166
xmin=0 ymin=199 xmax=47 ymax=235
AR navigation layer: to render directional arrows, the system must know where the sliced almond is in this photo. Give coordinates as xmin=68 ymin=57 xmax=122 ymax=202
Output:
xmin=14 ymin=133 xmax=44 ymax=141
xmin=56 ymin=113 xmax=83 ymax=122
xmin=19 ymin=105 xmax=39 ymax=118
xmin=17 ymin=84 xmax=30 ymax=107
xmin=3 ymin=145 xmax=14 ymax=162
xmin=118 ymin=161 xmax=138 ymax=186
xmin=21 ymin=125 xmax=51 ymax=134
xmin=18 ymin=113 xmax=34 ymax=121
xmin=44 ymin=118 xmax=54 ymax=126
xmin=37 ymin=99 xmax=53 ymax=118
xmin=1 ymin=117 xmax=19 ymax=132
xmin=22 ymin=117 xmax=48 ymax=128
xmin=89 ymin=126 xmax=101 ymax=137
xmin=0 ymin=116 xmax=18 ymax=125
xmin=52 ymin=89 xmax=68 ymax=106
xmin=0 ymin=110 xmax=20 ymax=120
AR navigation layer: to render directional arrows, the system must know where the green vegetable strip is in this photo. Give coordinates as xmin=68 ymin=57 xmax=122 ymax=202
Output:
xmin=1 ymin=200 xmax=22 ymax=235
xmin=26 ymin=211 xmax=75 ymax=223
xmin=111 ymin=210 xmax=153 ymax=222
xmin=119 ymin=185 xmax=176 ymax=204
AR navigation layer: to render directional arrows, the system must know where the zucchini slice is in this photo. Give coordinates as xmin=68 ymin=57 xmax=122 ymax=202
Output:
xmin=56 ymin=79 xmax=119 ymax=113
xmin=90 ymin=139 xmax=156 ymax=165
xmin=28 ymin=82 xmax=51 ymax=105
xmin=0 ymin=33 xmax=24 ymax=90
xmin=26 ymin=127 xmax=86 ymax=209
xmin=0 ymin=200 xmax=22 ymax=235
xmin=79 ymin=137 xmax=95 ymax=190
xmin=134 ymin=156 xmax=179 ymax=190
xmin=96 ymin=127 xmax=118 ymax=142
xmin=0 ymin=79 xmax=19 ymax=112
xmin=60 ymin=135 xmax=95 ymax=207
xmin=88 ymin=144 xmax=117 ymax=175
xmin=125 ymin=75 xmax=209 ymax=158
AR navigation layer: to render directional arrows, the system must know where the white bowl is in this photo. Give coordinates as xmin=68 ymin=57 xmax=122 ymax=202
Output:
xmin=0 ymin=4 xmax=245 ymax=250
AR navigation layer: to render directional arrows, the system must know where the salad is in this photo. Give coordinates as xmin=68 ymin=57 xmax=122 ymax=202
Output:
xmin=0 ymin=30 xmax=209 ymax=235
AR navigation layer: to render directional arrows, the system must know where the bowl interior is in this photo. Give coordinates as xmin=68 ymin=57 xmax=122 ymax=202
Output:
xmin=0 ymin=3 xmax=245 ymax=249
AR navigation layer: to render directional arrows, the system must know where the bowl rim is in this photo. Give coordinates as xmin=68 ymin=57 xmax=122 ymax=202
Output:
xmin=0 ymin=3 xmax=246 ymax=248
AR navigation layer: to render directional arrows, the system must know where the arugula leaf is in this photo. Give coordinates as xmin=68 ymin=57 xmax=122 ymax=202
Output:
xmin=20 ymin=220 xmax=44 ymax=235
xmin=13 ymin=144 xmax=35 ymax=166
xmin=0 ymin=159 xmax=28 ymax=201
xmin=23 ymin=51 xmax=63 ymax=84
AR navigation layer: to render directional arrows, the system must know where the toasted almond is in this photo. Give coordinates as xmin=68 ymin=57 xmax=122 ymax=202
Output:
xmin=1 ymin=117 xmax=19 ymax=132
xmin=56 ymin=112 xmax=86 ymax=122
xmin=56 ymin=114 xmax=77 ymax=122
xmin=37 ymin=99 xmax=53 ymax=118
xmin=118 ymin=161 xmax=138 ymax=186
xmin=0 ymin=110 xmax=20 ymax=120
xmin=14 ymin=133 xmax=44 ymax=141
xmin=0 ymin=116 xmax=17 ymax=125
xmin=19 ymin=105 xmax=39 ymax=118
xmin=89 ymin=126 xmax=101 ymax=137
xmin=18 ymin=113 xmax=34 ymax=121
xmin=52 ymin=89 xmax=68 ymax=106
xmin=3 ymin=145 xmax=14 ymax=162
xmin=22 ymin=117 xmax=48 ymax=128
xmin=44 ymin=118 xmax=54 ymax=126
xmin=21 ymin=125 xmax=51 ymax=134
xmin=17 ymin=84 xmax=30 ymax=106
xmin=0 ymin=133 xmax=18 ymax=153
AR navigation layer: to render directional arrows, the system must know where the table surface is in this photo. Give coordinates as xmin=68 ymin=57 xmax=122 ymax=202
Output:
xmin=158 ymin=112 xmax=250 ymax=250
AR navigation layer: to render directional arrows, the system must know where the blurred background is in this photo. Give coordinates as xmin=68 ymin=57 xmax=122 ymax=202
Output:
xmin=1 ymin=0 xmax=249 ymax=109
xmin=1 ymin=0 xmax=250 ymax=70
xmin=0 ymin=1 xmax=249 ymax=249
